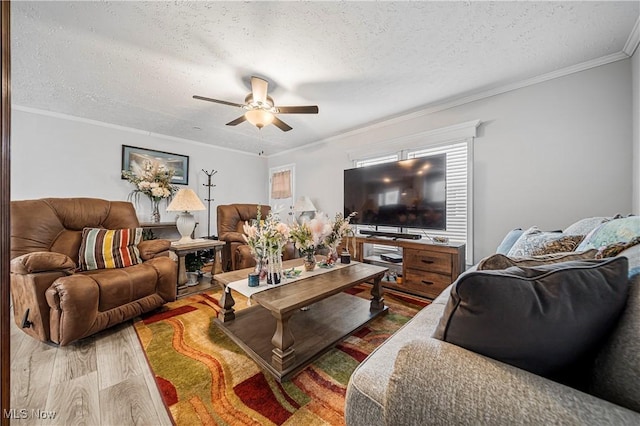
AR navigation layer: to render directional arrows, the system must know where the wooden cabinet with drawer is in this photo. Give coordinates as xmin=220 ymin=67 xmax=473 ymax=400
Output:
xmin=353 ymin=236 xmax=466 ymax=299
xmin=403 ymin=247 xmax=460 ymax=298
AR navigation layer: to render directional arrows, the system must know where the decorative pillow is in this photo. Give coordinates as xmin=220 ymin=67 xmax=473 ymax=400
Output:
xmin=595 ymin=236 xmax=640 ymax=259
xmin=477 ymin=250 xmax=598 ymax=271
xmin=507 ymin=226 xmax=583 ymax=257
xmin=495 ymin=228 xmax=524 ymax=255
xmin=564 ymin=217 xmax=610 ymax=236
xmin=78 ymin=228 xmax=143 ymax=271
xmin=432 ymin=257 xmax=629 ymax=379
xmin=529 ymin=235 xmax=584 ymax=256
xmin=577 ymin=216 xmax=640 ymax=252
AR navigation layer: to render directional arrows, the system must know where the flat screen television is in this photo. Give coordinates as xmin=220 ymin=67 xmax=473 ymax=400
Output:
xmin=344 ymin=155 xmax=447 ymax=230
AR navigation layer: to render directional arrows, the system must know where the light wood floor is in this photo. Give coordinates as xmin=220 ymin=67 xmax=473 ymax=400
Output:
xmin=10 ymin=316 xmax=172 ymax=426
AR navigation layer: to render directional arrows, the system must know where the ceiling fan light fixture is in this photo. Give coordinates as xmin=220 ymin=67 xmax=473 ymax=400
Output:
xmin=245 ymin=109 xmax=274 ymax=129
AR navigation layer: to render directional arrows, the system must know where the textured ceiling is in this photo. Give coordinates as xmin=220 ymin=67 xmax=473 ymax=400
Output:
xmin=11 ymin=1 xmax=640 ymax=155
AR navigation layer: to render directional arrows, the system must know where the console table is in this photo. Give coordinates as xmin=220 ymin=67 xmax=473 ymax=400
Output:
xmin=351 ymin=236 xmax=465 ymax=299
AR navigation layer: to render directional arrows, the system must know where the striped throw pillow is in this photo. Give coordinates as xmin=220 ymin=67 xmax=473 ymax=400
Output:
xmin=79 ymin=228 xmax=143 ymax=271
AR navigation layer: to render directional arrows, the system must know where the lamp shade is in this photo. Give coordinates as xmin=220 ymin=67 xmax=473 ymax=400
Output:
xmin=293 ymin=196 xmax=316 ymax=212
xmin=166 ymin=189 xmax=206 ymax=212
xmin=245 ymin=109 xmax=275 ymax=129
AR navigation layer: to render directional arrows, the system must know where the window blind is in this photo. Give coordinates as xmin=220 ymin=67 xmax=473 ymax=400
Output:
xmin=355 ymin=154 xmax=399 ymax=168
xmin=407 ymin=141 xmax=468 ymax=250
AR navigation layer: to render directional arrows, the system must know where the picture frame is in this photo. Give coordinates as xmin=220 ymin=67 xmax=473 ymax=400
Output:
xmin=121 ymin=145 xmax=189 ymax=185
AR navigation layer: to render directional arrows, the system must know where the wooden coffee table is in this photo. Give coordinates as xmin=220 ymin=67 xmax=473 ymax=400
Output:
xmin=213 ymin=259 xmax=388 ymax=381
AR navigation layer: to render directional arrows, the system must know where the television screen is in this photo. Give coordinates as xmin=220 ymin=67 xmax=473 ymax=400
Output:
xmin=344 ymin=155 xmax=446 ymax=230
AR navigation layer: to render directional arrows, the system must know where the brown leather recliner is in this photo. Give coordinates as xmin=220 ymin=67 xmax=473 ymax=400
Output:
xmin=10 ymin=198 xmax=177 ymax=346
xmin=217 ymin=204 xmax=297 ymax=271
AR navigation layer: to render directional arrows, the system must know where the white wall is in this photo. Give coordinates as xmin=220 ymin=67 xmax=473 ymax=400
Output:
xmin=11 ymin=109 xmax=269 ymax=237
xmin=269 ymin=59 xmax=634 ymax=263
xmin=633 ymin=48 xmax=640 ymax=214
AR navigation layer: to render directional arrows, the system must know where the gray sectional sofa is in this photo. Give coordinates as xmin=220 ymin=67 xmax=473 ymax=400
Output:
xmin=345 ymin=216 xmax=640 ymax=425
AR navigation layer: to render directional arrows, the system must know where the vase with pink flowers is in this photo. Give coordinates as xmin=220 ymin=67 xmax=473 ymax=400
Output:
xmin=289 ymin=215 xmax=332 ymax=271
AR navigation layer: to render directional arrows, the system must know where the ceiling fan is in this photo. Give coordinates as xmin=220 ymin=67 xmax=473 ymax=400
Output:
xmin=193 ymin=76 xmax=318 ymax=132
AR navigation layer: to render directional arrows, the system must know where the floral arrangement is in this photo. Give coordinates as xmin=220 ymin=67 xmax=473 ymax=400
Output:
xmin=289 ymin=215 xmax=332 ymax=257
xmin=242 ymin=206 xmax=290 ymax=282
xmin=242 ymin=210 xmax=290 ymax=257
xmin=324 ymin=212 xmax=357 ymax=251
xmin=122 ymin=160 xmax=177 ymax=203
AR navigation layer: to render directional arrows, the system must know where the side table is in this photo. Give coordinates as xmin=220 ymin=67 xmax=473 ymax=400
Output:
xmin=170 ymin=239 xmax=225 ymax=298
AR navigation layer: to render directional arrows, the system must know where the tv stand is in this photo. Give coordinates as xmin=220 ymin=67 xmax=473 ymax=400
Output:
xmin=359 ymin=229 xmax=421 ymax=240
xmin=351 ymin=236 xmax=465 ymax=299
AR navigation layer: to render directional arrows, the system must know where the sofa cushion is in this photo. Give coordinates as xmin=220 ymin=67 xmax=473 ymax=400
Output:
xmin=589 ymin=271 xmax=640 ymax=412
xmin=78 ymin=227 xmax=143 ymax=271
xmin=345 ymin=290 xmax=449 ymax=426
xmin=80 ymin=262 xmax=161 ymax=311
xmin=507 ymin=226 xmax=583 ymax=257
xmin=564 ymin=216 xmax=610 ymax=236
xmin=477 ymin=250 xmax=598 ymax=271
xmin=577 ymin=216 xmax=640 ymax=251
xmin=495 ymin=228 xmax=524 ymax=255
xmin=433 ymin=258 xmax=629 ymax=379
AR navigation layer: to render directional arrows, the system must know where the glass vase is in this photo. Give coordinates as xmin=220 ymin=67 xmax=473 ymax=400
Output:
xmin=255 ymin=256 xmax=267 ymax=282
xmin=303 ymin=250 xmax=316 ymax=271
xmin=150 ymin=199 xmax=161 ymax=223
xmin=326 ymin=247 xmax=339 ymax=266
xmin=266 ymin=249 xmax=283 ymax=285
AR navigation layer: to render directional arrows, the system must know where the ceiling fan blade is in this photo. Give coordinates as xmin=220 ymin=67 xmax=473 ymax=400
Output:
xmin=272 ymin=116 xmax=293 ymax=132
xmin=276 ymin=105 xmax=319 ymax=114
xmin=193 ymin=95 xmax=244 ymax=108
xmin=226 ymin=115 xmax=247 ymax=126
xmin=251 ymin=76 xmax=269 ymax=105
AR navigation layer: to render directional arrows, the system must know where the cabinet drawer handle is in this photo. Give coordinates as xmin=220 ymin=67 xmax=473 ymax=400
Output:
xmin=421 ymin=259 xmax=434 ymax=264
xmin=421 ymin=280 xmax=434 ymax=285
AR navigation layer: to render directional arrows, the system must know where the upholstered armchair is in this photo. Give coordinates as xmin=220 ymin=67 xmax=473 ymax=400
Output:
xmin=10 ymin=198 xmax=177 ymax=345
xmin=217 ymin=204 xmax=296 ymax=271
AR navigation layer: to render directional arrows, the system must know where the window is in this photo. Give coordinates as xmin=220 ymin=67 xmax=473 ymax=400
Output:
xmin=407 ymin=141 xmax=469 ymax=252
xmin=354 ymin=139 xmax=473 ymax=263
xmin=269 ymin=164 xmax=296 ymax=220
xmin=355 ymin=154 xmax=398 ymax=168
xmin=270 ymin=170 xmax=292 ymax=199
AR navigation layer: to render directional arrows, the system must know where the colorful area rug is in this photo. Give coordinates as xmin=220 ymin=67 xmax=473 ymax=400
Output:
xmin=134 ymin=284 xmax=429 ymax=425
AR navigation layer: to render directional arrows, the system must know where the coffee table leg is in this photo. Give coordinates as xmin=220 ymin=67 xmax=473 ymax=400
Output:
xmin=271 ymin=311 xmax=295 ymax=371
xmin=218 ymin=286 xmax=236 ymax=322
xmin=370 ymin=273 xmax=385 ymax=311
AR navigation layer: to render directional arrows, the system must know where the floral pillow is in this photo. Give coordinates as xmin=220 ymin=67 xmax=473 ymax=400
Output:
xmin=478 ymin=250 xmax=598 ymax=271
xmin=507 ymin=226 xmax=584 ymax=257
xmin=563 ymin=217 xmax=610 ymax=236
xmin=595 ymin=236 xmax=640 ymax=259
xmin=577 ymin=216 xmax=640 ymax=251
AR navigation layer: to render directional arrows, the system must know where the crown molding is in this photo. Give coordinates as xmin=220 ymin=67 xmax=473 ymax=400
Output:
xmin=270 ymin=50 xmax=630 ymax=159
xmin=623 ymin=16 xmax=640 ymax=56
xmin=12 ymin=105 xmax=262 ymax=157
xmin=345 ymin=119 xmax=481 ymax=161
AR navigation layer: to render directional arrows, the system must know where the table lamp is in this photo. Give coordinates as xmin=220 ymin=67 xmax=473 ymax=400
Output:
xmin=166 ymin=188 xmax=206 ymax=243
xmin=294 ymin=196 xmax=316 ymax=223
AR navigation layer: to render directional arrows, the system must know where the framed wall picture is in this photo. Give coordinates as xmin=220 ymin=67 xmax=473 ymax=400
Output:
xmin=121 ymin=145 xmax=189 ymax=185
